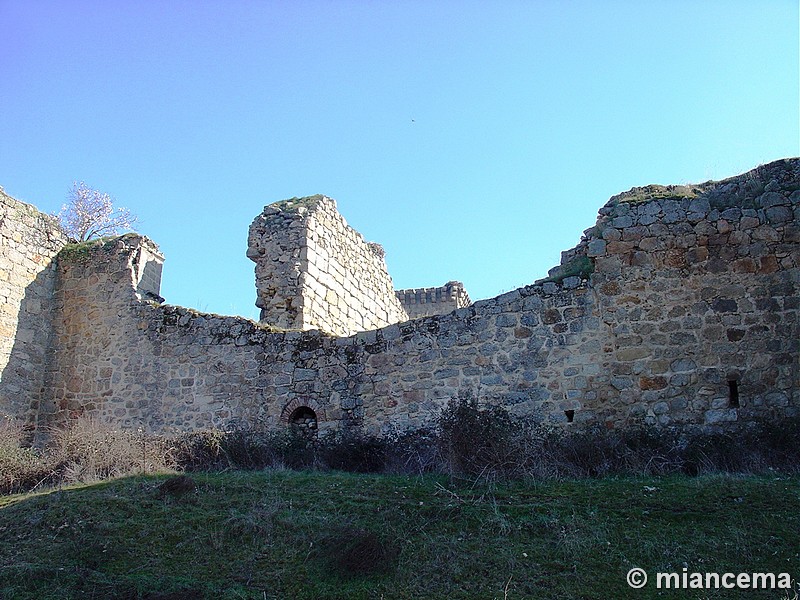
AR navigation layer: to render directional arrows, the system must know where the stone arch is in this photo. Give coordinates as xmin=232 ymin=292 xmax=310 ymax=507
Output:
xmin=280 ymin=397 xmax=326 ymax=425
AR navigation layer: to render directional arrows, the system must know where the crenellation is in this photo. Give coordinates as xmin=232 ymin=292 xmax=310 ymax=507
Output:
xmin=396 ymin=281 xmax=472 ymax=319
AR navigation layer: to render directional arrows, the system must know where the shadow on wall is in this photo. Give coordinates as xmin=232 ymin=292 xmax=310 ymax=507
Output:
xmin=0 ymin=260 xmax=61 ymax=439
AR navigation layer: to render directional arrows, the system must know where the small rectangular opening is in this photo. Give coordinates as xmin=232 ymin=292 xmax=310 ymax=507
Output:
xmin=728 ymin=380 xmax=740 ymax=408
xmin=564 ymin=409 xmax=575 ymax=423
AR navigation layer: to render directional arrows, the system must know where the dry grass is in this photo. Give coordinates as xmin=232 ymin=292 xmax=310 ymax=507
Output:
xmin=1 ymin=405 xmax=798 ymax=497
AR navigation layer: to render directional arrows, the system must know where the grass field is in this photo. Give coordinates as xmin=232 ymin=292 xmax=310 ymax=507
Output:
xmin=0 ymin=470 xmax=798 ymax=599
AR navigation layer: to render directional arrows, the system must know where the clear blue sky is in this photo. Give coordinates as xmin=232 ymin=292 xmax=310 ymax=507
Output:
xmin=1 ymin=0 xmax=797 ymax=320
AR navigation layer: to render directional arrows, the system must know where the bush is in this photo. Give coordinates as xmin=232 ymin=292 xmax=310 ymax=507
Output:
xmin=1 ymin=411 xmax=798 ymax=497
xmin=437 ymin=397 xmax=520 ymax=480
xmin=0 ymin=420 xmax=52 ymax=494
xmin=172 ymin=429 xmax=287 ymax=471
xmin=315 ymin=429 xmax=389 ymax=473
xmin=50 ymin=417 xmax=175 ymax=484
xmin=527 ymin=424 xmax=684 ymax=478
xmin=382 ymin=427 xmax=441 ymax=475
xmin=170 ymin=430 xmax=228 ymax=471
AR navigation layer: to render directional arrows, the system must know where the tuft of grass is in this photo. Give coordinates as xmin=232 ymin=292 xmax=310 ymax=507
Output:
xmin=269 ymin=195 xmax=328 ymax=213
xmin=615 ymin=184 xmax=703 ymax=205
xmin=541 ymin=255 xmax=595 ymax=284
xmin=55 ymin=235 xmax=136 ymax=264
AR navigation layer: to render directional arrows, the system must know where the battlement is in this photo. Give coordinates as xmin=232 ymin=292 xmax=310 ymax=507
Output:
xmin=396 ymin=281 xmax=472 ymax=318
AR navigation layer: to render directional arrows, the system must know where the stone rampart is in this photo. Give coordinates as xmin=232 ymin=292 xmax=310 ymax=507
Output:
xmin=28 ymin=158 xmax=799 ymax=438
xmin=396 ymin=281 xmax=472 ymax=318
xmin=0 ymin=189 xmax=67 ymax=429
xmin=248 ymin=195 xmax=408 ymax=336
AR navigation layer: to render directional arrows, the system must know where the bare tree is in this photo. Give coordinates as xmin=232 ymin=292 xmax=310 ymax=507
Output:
xmin=58 ymin=182 xmax=138 ymax=241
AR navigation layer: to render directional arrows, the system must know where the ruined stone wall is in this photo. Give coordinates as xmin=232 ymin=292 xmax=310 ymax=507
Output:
xmin=584 ymin=162 xmax=799 ymax=427
xmin=0 ymin=189 xmax=67 ymax=428
xmin=38 ymin=235 xmax=171 ymax=431
xmin=40 ymin=235 xmax=315 ymax=433
xmin=34 ymin=158 xmax=799 ymax=438
xmin=247 ymin=198 xmax=307 ymax=330
xmin=248 ymin=195 xmax=408 ymax=336
xmin=396 ymin=281 xmax=472 ymax=319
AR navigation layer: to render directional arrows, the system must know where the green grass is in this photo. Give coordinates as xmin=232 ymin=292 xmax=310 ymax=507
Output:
xmin=615 ymin=184 xmax=703 ymax=205
xmin=541 ymin=255 xmax=595 ymax=284
xmin=0 ymin=471 xmax=798 ymax=599
xmin=270 ymin=194 xmax=327 ymax=213
xmin=56 ymin=235 xmax=134 ymax=264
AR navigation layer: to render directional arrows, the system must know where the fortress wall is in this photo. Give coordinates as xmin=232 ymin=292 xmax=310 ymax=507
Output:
xmin=33 ymin=159 xmax=800 ymax=436
xmin=44 ymin=241 xmax=599 ymax=434
xmin=0 ymin=189 xmax=67 ymax=427
xmin=247 ymin=199 xmax=307 ymax=330
xmin=248 ymin=195 xmax=408 ymax=336
xmin=587 ymin=170 xmax=800 ymax=427
xmin=41 ymin=234 xmax=320 ymax=433
xmin=39 ymin=235 xmax=206 ymax=433
xmin=396 ymin=281 xmax=472 ymax=319
xmin=350 ymin=162 xmax=800 ymax=432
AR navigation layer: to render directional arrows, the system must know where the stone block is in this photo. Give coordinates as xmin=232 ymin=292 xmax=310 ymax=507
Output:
xmin=704 ymin=408 xmax=738 ymax=424
xmin=587 ymin=239 xmax=606 ymax=257
xmin=639 ymin=376 xmax=667 ymax=390
xmin=616 ymin=347 xmax=649 ymax=361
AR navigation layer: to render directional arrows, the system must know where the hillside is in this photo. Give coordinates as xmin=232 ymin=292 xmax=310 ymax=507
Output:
xmin=0 ymin=471 xmax=798 ymax=599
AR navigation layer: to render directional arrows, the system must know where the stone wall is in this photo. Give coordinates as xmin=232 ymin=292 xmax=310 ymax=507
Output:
xmin=0 ymin=189 xmax=67 ymax=429
xmin=248 ymin=195 xmax=408 ymax=336
xmin=36 ymin=236 xmax=175 ymax=431
xmin=32 ymin=158 xmax=799 ymax=438
xmin=396 ymin=281 xmax=472 ymax=319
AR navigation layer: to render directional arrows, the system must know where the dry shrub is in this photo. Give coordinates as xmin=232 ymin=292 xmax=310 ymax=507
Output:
xmin=437 ymin=397 xmax=518 ymax=481
xmin=0 ymin=419 xmax=52 ymax=494
xmin=382 ymin=427 xmax=440 ymax=475
xmin=170 ymin=430 xmax=228 ymax=471
xmin=3 ymin=410 xmax=797 ymax=497
xmin=315 ymin=429 xmax=388 ymax=473
xmin=171 ymin=429 xmax=287 ymax=471
xmin=49 ymin=417 xmax=175 ymax=484
xmin=319 ymin=527 xmax=398 ymax=577
xmin=158 ymin=474 xmax=197 ymax=497
xmin=681 ymin=417 xmax=800 ymax=475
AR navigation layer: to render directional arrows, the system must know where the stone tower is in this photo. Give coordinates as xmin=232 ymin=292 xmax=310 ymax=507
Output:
xmin=247 ymin=195 xmax=409 ymax=336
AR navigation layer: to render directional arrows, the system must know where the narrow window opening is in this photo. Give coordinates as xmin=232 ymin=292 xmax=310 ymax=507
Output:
xmin=728 ymin=380 xmax=740 ymax=408
xmin=564 ymin=409 xmax=575 ymax=423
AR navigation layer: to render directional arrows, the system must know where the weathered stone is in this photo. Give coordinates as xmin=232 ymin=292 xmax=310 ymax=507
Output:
xmin=640 ymin=376 xmax=667 ymax=391
xmin=587 ymin=238 xmax=606 ymax=257
xmin=704 ymin=408 xmax=738 ymax=424
xmin=2 ymin=159 xmax=799 ymax=441
xmin=617 ymin=347 xmax=650 ymax=361
xmin=765 ymin=206 xmax=793 ymax=223
xmin=711 ymin=298 xmax=738 ymax=313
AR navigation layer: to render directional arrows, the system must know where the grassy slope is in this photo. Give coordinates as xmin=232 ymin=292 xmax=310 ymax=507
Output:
xmin=0 ymin=471 xmax=798 ymax=600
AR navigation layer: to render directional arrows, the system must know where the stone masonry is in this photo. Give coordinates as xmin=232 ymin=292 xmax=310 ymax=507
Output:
xmin=247 ymin=195 xmax=409 ymax=336
xmin=0 ymin=189 xmax=67 ymax=430
xmin=0 ymin=159 xmax=797 ymax=439
xmin=396 ymin=281 xmax=472 ymax=319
